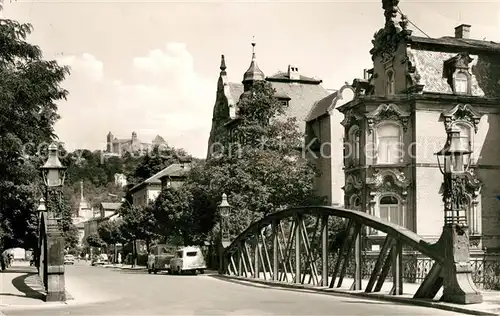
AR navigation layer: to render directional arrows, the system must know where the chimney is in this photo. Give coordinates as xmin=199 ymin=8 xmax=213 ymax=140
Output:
xmin=363 ymin=69 xmax=369 ymax=80
xmin=455 ymin=24 xmax=471 ymax=39
xmin=287 ymin=64 xmax=300 ymax=81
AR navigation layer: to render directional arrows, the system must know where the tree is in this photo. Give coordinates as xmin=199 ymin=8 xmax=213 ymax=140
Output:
xmin=86 ymin=234 xmax=105 ymax=248
xmin=186 ymin=80 xmax=326 ymax=238
xmin=0 ymin=8 xmax=70 ymax=250
xmin=118 ymin=204 xmax=157 ymax=251
xmin=131 ymin=145 xmax=190 ymax=184
xmin=98 ymin=219 xmax=124 ymax=246
xmin=152 ymin=185 xmax=214 ymax=246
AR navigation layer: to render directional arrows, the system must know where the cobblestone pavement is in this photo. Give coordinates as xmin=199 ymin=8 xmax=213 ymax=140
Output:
xmin=1 ymin=262 xmax=467 ymax=315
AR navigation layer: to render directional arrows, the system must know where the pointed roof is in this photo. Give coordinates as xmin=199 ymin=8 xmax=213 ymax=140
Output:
xmin=242 ymin=41 xmax=265 ymax=83
xmin=220 ymin=54 xmax=227 ymax=75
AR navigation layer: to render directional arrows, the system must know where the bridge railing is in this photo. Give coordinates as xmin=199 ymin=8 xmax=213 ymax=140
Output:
xmin=222 ymin=206 xmax=454 ymax=299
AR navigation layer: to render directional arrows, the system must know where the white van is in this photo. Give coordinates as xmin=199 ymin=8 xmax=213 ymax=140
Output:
xmin=169 ymin=246 xmax=206 ymax=275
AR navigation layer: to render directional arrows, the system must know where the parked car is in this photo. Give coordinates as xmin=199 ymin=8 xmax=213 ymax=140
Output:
xmin=147 ymin=244 xmax=176 ymax=274
xmin=91 ymin=254 xmax=105 ymax=266
xmin=169 ymin=246 xmax=206 ymax=275
xmin=64 ymin=254 xmax=75 ymax=265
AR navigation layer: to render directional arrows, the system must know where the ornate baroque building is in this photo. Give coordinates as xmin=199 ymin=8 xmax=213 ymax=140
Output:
xmin=336 ymin=1 xmax=500 ymax=254
xmin=207 ymin=42 xmax=330 ymax=157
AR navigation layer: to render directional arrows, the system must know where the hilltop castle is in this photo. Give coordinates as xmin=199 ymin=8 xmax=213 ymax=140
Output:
xmin=105 ymin=131 xmax=166 ymax=156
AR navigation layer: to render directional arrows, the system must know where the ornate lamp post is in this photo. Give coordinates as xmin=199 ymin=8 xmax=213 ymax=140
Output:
xmin=218 ymin=193 xmax=231 ymax=274
xmin=39 ymin=142 xmax=67 ymax=302
xmin=435 ymin=128 xmax=482 ymax=304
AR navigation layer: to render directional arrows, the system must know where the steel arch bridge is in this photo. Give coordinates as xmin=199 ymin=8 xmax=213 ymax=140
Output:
xmin=221 ymin=206 xmax=452 ymax=300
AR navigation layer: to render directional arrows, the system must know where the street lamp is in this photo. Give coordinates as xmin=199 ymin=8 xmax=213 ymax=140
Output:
xmin=434 ymin=127 xmax=482 ymax=304
xmin=218 ymin=193 xmax=231 ymax=239
xmin=218 ymin=193 xmax=231 ymax=274
xmin=435 ymin=127 xmax=472 ymax=226
xmin=40 ymin=143 xmax=67 ymax=187
xmin=38 ymin=142 xmax=67 ymax=302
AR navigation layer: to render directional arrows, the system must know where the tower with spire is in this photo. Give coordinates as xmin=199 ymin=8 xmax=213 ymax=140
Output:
xmin=242 ymin=39 xmax=265 ymax=91
xmin=77 ymin=180 xmax=93 ymax=221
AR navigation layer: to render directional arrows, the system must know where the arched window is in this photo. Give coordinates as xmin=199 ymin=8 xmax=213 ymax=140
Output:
xmin=379 ymin=195 xmax=403 ymax=226
xmin=386 ymin=70 xmax=395 ymax=95
xmin=348 ymin=126 xmax=360 ymax=162
xmin=454 ymin=72 xmax=468 ymax=94
xmin=454 ymin=122 xmax=472 ymax=165
xmin=376 ymin=123 xmax=401 ymax=164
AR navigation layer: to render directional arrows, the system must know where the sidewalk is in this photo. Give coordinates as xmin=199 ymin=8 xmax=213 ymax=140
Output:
xmin=0 ymin=262 xmax=46 ymax=308
xmin=217 ymin=273 xmax=500 ymax=316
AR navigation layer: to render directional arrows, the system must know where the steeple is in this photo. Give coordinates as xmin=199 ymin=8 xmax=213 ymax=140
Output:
xmin=242 ymin=38 xmax=265 ymax=89
xmin=220 ymin=54 xmax=227 ymax=76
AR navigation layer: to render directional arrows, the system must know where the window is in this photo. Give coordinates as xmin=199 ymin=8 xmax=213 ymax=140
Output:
xmin=454 ymin=72 xmax=468 ymax=94
xmin=455 ymin=122 xmax=472 ymax=165
xmin=348 ymin=126 xmax=360 ymax=162
xmin=186 ymin=251 xmax=198 ymax=257
xmin=386 ymin=70 xmax=395 ymax=95
xmin=379 ymin=195 xmax=403 ymax=226
xmin=278 ymin=98 xmax=289 ymax=107
xmin=376 ymin=123 xmax=401 ymax=164
xmin=176 ymin=251 xmax=183 ymax=258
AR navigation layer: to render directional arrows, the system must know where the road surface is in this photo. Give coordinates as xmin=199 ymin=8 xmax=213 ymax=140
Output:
xmin=1 ymin=262 xmax=466 ymax=315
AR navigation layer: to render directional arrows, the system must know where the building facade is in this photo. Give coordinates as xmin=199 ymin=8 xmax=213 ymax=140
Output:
xmin=114 ymin=173 xmax=127 ymax=187
xmin=334 ymin=2 xmax=500 ymax=253
xmin=306 ymin=84 xmax=356 ymax=206
xmin=129 ymin=162 xmax=192 ymax=208
xmin=207 ymin=43 xmax=330 ymax=157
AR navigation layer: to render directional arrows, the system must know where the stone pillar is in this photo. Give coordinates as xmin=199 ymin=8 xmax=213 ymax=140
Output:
xmin=441 ymin=224 xmax=482 ymax=304
xmin=44 ymin=187 xmax=66 ymax=302
xmin=440 ymin=172 xmax=483 ymax=305
xmin=45 ymin=217 xmax=66 ymax=302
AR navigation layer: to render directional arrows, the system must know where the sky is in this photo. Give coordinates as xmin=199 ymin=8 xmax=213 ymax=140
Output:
xmin=2 ymin=0 xmax=500 ymax=158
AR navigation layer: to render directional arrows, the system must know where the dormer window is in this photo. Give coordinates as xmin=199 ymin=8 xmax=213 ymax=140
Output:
xmin=454 ymin=71 xmax=468 ymax=94
xmin=276 ymin=97 xmax=290 ymax=107
xmin=444 ymin=53 xmax=473 ymax=95
xmin=386 ymin=70 xmax=395 ymax=95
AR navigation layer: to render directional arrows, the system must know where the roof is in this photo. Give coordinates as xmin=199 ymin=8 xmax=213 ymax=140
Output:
xmin=225 ymin=80 xmax=329 ymax=133
xmin=267 ymin=71 xmax=322 ymax=84
xmin=405 ymin=33 xmax=500 ymax=97
xmin=306 ymin=91 xmax=338 ymax=121
xmin=100 ymin=202 xmax=121 ymax=210
xmin=271 ymin=81 xmax=330 ymax=132
xmin=410 ymin=36 xmax=500 ymax=53
xmin=243 ymin=58 xmax=265 ymax=83
xmin=130 ymin=163 xmax=191 ymax=193
xmin=158 ymin=163 xmax=191 ymax=180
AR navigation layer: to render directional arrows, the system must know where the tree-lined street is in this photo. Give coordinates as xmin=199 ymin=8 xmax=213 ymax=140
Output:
xmin=0 ymin=264 xmax=466 ymax=316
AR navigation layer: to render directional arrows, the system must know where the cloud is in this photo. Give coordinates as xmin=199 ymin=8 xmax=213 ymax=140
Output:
xmin=54 ymin=43 xmax=214 ymax=158
xmin=58 ymin=53 xmax=104 ymax=82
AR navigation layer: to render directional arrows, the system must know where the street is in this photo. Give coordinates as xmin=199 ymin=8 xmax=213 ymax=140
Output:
xmin=1 ymin=262 xmax=466 ymax=315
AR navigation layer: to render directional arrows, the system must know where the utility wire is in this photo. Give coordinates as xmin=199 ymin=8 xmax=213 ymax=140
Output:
xmin=397 ymin=6 xmax=431 ymax=38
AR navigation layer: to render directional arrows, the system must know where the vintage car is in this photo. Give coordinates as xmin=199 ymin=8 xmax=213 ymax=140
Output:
xmin=147 ymin=244 xmax=176 ymax=274
xmin=63 ymin=254 xmax=75 ymax=265
xmin=169 ymin=246 xmax=206 ymax=275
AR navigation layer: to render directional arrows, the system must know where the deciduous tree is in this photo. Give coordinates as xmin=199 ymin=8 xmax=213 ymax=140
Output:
xmin=0 ymin=7 xmax=70 ymax=250
xmin=186 ymin=80 xmax=326 ymax=238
